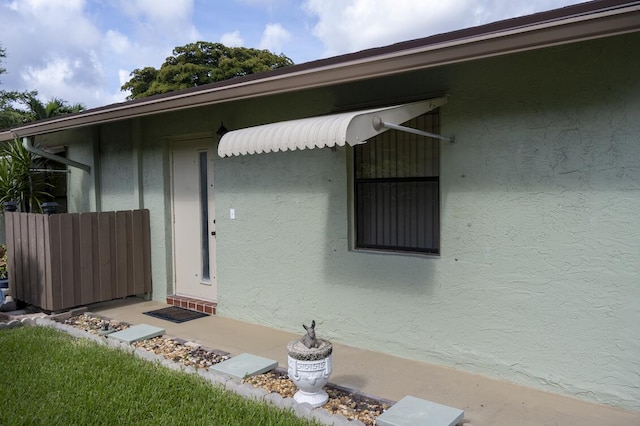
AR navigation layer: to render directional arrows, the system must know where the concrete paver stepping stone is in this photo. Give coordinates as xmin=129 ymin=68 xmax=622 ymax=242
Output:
xmin=107 ymin=324 xmax=165 ymax=344
xmin=210 ymin=352 xmax=278 ymax=379
xmin=376 ymin=395 xmax=464 ymax=426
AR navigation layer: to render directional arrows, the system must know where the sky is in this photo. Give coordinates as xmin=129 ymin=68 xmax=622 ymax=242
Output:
xmin=0 ymin=0 xmax=585 ymax=109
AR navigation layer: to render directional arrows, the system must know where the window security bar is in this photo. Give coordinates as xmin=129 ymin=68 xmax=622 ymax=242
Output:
xmin=372 ymin=117 xmax=454 ymax=142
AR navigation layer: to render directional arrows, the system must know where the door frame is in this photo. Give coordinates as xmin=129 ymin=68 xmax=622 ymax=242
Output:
xmin=169 ymin=133 xmax=217 ymax=301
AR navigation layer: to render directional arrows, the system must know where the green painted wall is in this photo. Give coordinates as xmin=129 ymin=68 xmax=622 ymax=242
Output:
xmin=213 ymin=34 xmax=640 ymax=410
xmin=98 ymin=121 xmax=137 ymax=212
xmin=58 ymin=32 xmax=639 ymax=411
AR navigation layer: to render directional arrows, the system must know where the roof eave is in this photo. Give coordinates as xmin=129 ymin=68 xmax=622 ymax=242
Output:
xmin=2 ymin=2 xmax=639 ymax=141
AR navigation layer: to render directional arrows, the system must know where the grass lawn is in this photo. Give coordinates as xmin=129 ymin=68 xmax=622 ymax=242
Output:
xmin=0 ymin=326 xmax=318 ymax=425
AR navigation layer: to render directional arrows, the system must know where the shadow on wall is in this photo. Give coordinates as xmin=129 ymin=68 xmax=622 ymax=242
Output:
xmin=215 ymin=144 xmax=437 ymax=300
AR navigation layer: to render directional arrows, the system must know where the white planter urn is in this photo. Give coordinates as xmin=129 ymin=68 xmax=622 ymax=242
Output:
xmin=287 ymin=321 xmax=333 ymax=408
xmin=287 ymin=338 xmax=333 ymax=407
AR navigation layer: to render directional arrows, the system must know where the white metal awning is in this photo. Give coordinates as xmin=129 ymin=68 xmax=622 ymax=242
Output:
xmin=217 ymin=97 xmax=449 ymax=157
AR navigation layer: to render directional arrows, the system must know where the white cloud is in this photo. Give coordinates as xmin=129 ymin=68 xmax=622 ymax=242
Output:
xmin=105 ymin=30 xmax=131 ymax=55
xmin=117 ymin=0 xmax=194 ymax=26
xmin=259 ymin=23 xmax=291 ymax=53
xmin=19 ymin=52 xmax=112 ymax=107
xmin=221 ymin=31 xmax=245 ymax=47
xmin=114 ymin=0 xmax=200 ymax=61
xmin=115 ymin=69 xmax=134 ymax=102
xmin=118 ymin=69 xmax=131 ymax=87
xmin=22 ymin=57 xmax=73 ymax=90
xmin=303 ymin=0 xmax=583 ymax=57
xmin=9 ymin=0 xmax=101 ymax=46
xmin=0 ymin=0 xmax=106 ymax=105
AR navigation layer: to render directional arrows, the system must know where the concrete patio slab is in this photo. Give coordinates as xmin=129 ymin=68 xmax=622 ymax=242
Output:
xmin=107 ymin=323 xmax=165 ymax=344
xmin=376 ymin=395 xmax=464 ymax=426
xmin=210 ymin=352 xmax=278 ymax=379
xmin=87 ymin=298 xmax=640 ymax=426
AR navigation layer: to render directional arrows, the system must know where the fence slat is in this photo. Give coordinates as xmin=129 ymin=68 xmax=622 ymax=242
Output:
xmin=59 ymin=214 xmax=75 ymax=310
xmin=5 ymin=212 xmax=16 ymax=299
xmin=79 ymin=213 xmax=94 ymax=305
xmin=48 ymin=215 xmax=62 ymax=311
xmin=71 ymin=214 xmax=81 ymax=306
xmin=43 ymin=216 xmax=53 ymax=310
xmin=142 ymin=209 xmax=152 ymax=294
xmin=19 ymin=214 xmax=29 ymax=303
xmin=91 ymin=214 xmax=101 ymax=304
xmin=131 ymin=210 xmax=144 ymax=295
xmin=98 ymin=212 xmax=114 ymax=302
xmin=35 ymin=215 xmax=47 ymax=309
xmin=27 ymin=214 xmax=39 ymax=307
xmin=115 ymin=211 xmax=129 ymax=299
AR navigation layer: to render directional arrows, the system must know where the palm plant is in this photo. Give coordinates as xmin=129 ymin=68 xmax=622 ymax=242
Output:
xmin=25 ymin=95 xmax=85 ymax=121
xmin=0 ymin=139 xmax=53 ymax=213
xmin=1 ymin=93 xmax=86 ymax=129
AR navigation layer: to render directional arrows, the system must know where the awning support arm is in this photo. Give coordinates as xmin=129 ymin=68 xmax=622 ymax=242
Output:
xmin=372 ymin=117 xmax=454 ymax=142
xmin=21 ymin=136 xmax=91 ymax=173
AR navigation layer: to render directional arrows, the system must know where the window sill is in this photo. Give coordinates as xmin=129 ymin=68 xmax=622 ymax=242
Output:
xmin=351 ymin=247 xmax=440 ymax=259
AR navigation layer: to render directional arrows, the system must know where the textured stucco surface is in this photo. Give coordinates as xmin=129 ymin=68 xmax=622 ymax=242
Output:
xmin=139 ymin=137 xmax=172 ymax=301
xmin=214 ymin=35 xmax=640 ymax=411
xmin=58 ymin=33 xmax=640 ymax=411
xmin=98 ymin=122 xmax=136 ymax=212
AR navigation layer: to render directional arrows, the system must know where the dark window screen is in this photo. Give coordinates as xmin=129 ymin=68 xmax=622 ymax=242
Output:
xmin=354 ymin=111 xmax=440 ymax=254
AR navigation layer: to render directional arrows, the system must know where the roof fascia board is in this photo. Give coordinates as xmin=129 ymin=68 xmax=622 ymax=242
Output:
xmin=4 ymin=3 xmax=640 ymax=140
xmin=0 ymin=130 xmax=13 ymax=142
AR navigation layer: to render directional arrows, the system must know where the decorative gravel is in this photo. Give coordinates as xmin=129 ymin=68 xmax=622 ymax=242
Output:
xmin=64 ymin=313 xmax=129 ymax=334
xmin=132 ymin=336 xmax=230 ymax=369
xmin=61 ymin=313 xmax=392 ymax=426
xmin=244 ymin=372 xmax=390 ymax=426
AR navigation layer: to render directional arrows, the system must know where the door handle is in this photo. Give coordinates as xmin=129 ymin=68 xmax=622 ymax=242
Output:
xmin=211 ymin=231 xmax=216 ymax=236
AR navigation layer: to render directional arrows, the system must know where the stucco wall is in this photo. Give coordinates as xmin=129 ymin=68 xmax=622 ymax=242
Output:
xmin=139 ymin=134 xmax=172 ymax=301
xmin=56 ymin=32 xmax=639 ymax=410
xmin=214 ymin=34 xmax=640 ymax=410
xmin=438 ymin=38 xmax=640 ymax=409
xmin=98 ymin=122 xmax=137 ymax=212
xmin=66 ymin=140 xmax=96 ymax=213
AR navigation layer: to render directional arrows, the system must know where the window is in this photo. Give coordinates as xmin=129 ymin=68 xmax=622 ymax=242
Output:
xmin=353 ymin=110 xmax=440 ymax=255
xmin=199 ymin=151 xmax=211 ymax=280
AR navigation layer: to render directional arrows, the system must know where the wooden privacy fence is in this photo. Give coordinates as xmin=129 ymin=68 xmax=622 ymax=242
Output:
xmin=4 ymin=209 xmax=152 ymax=312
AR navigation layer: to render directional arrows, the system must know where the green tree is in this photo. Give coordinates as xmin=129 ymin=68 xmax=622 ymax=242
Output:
xmin=0 ymin=91 xmax=29 ymax=129
xmin=23 ymin=94 xmax=85 ymax=121
xmin=122 ymin=42 xmax=294 ymax=99
xmin=1 ymin=93 xmax=85 ymax=130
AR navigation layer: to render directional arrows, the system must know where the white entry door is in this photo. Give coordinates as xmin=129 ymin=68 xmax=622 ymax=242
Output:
xmin=171 ymin=137 xmax=217 ymax=301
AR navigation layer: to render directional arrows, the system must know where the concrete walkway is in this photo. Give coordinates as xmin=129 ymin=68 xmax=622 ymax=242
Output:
xmin=90 ymin=298 xmax=639 ymax=426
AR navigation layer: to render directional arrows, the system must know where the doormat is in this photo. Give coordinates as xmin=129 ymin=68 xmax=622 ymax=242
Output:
xmin=143 ymin=306 xmax=209 ymax=323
